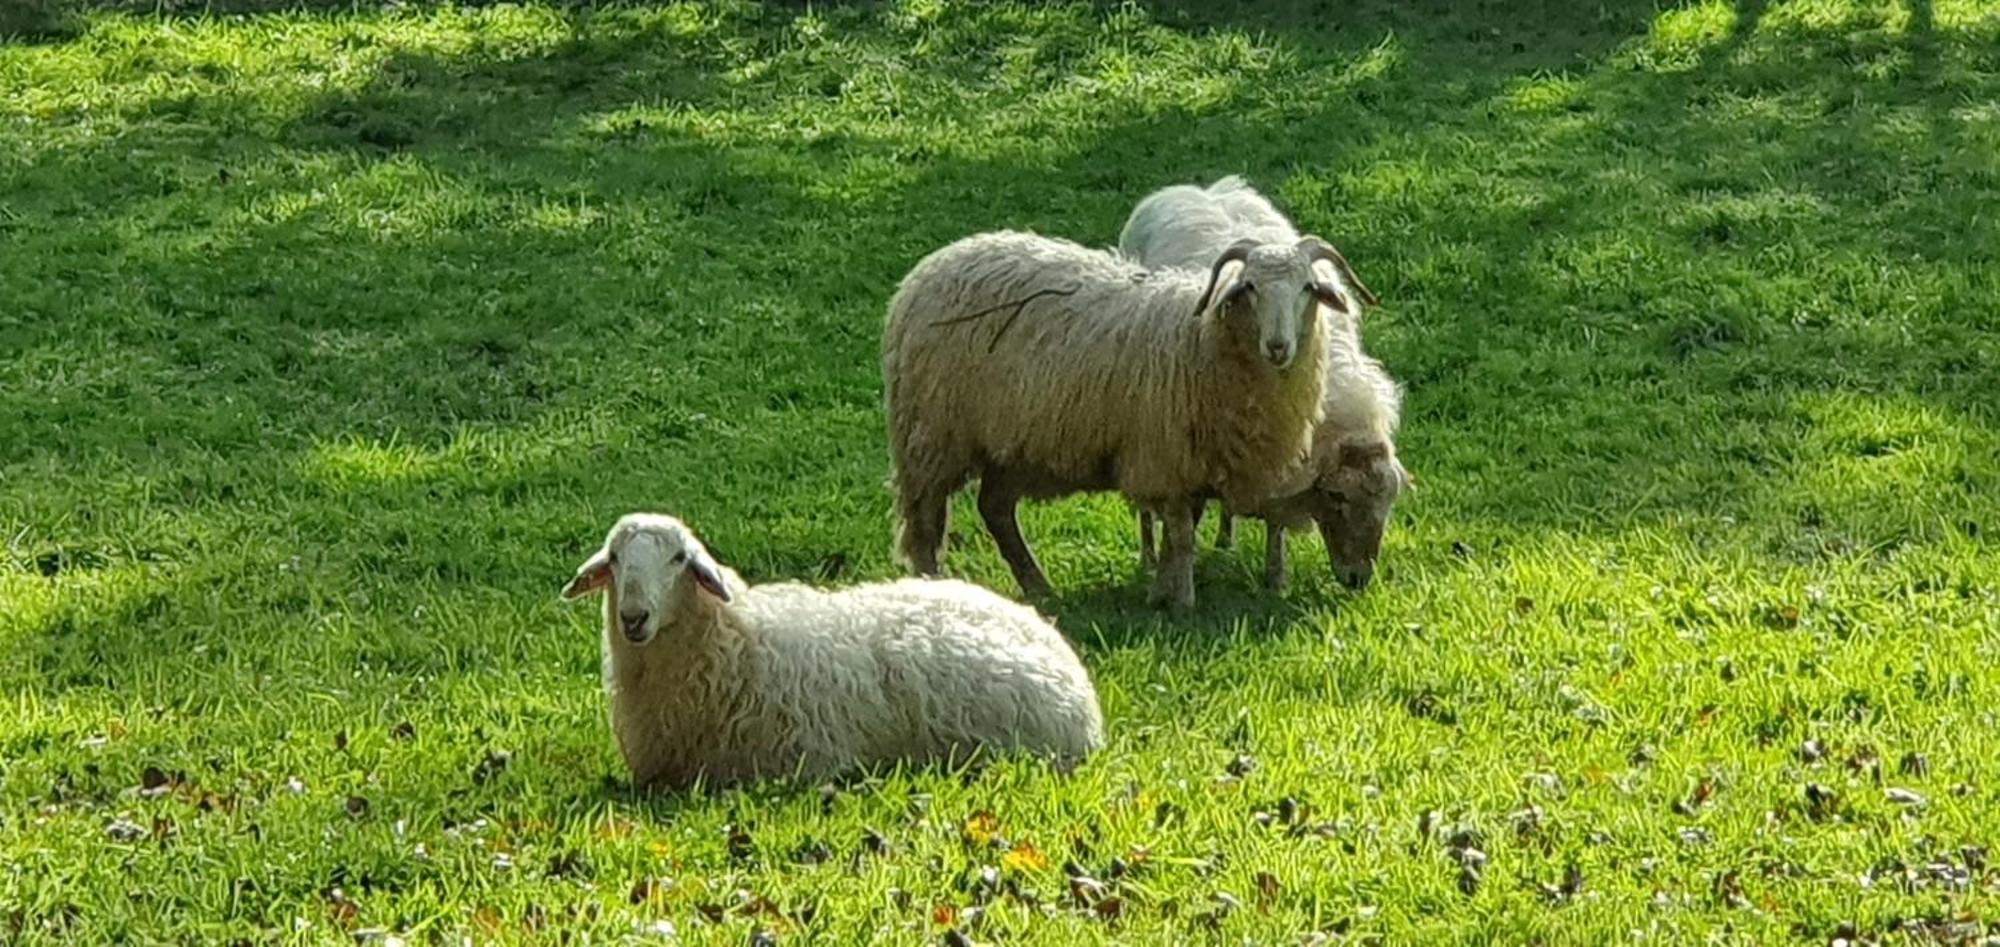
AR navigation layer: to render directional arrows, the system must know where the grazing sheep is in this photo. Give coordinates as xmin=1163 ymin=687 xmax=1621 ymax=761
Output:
xmin=562 ymin=512 xmax=1104 ymax=790
xmin=883 ymin=229 xmax=1364 ymax=609
xmin=1122 ymin=176 xmax=1409 ymax=589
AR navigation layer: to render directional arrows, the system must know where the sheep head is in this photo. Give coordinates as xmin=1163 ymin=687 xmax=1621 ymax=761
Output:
xmin=1305 ymin=438 xmax=1410 ymax=589
xmin=563 ymin=512 xmax=733 ymax=644
xmin=1194 ymin=235 xmax=1374 ymax=370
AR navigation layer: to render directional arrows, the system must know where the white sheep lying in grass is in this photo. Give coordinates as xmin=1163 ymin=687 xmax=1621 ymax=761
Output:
xmin=884 ymin=229 xmax=1367 ymax=609
xmin=561 ymin=512 xmax=1104 ymax=789
xmin=1122 ymin=176 xmax=1410 ymax=590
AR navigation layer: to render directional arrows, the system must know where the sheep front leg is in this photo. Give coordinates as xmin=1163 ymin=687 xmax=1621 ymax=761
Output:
xmin=1216 ymin=509 xmax=1237 ymax=550
xmin=1147 ymin=499 xmax=1198 ymax=612
xmin=1138 ymin=509 xmax=1158 ymax=571
xmin=979 ymin=470 xmax=1053 ymax=599
xmin=1263 ymin=521 xmax=1288 ymax=592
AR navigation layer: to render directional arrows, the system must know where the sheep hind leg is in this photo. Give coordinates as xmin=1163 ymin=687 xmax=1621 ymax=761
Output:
xmin=978 ymin=470 xmax=1053 ymax=600
xmin=896 ymin=486 xmax=951 ymax=577
xmin=1147 ymin=499 xmax=1198 ymax=612
xmin=1215 ymin=509 xmax=1236 ymax=550
xmin=1263 ymin=521 xmax=1288 ymax=592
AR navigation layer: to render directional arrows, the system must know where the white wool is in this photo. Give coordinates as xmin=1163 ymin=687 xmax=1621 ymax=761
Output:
xmin=569 ymin=513 xmax=1104 ymax=789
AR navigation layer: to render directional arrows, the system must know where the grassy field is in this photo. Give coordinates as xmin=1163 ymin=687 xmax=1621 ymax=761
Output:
xmin=4 ymin=0 xmax=2000 ymax=942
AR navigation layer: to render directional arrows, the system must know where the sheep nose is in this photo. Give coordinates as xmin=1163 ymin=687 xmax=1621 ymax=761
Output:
xmin=1338 ymin=564 xmax=1374 ymax=590
xmin=619 ymin=609 xmax=651 ymax=641
xmin=1264 ymin=339 xmax=1293 ymax=367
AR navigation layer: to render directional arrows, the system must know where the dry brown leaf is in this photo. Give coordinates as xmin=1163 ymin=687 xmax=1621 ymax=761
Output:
xmin=1254 ymin=871 xmax=1280 ymax=910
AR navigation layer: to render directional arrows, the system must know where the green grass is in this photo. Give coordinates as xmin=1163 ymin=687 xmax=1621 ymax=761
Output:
xmin=3 ymin=0 xmax=1999 ymax=941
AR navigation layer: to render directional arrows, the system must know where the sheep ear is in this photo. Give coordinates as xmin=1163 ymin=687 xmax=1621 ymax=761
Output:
xmin=687 ymin=550 xmax=733 ymax=603
xmin=1221 ymin=278 xmax=1254 ymax=307
xmin=1310 ymin=281 xmax=1351 ymax=315
xmin=562 ymin=549 xmax=612 ymax=600
xmin=1338 ymin=441 xmax=1389 ymax=469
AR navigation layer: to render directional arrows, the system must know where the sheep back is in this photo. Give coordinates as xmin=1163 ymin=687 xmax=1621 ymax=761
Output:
xmin=1119 ymin=175 xmax=1299 ymax=272
xmin=746 ymin=578 xmax=1104 ymax=763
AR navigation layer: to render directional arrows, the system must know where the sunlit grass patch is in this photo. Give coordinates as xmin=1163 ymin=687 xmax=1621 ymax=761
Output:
xmin=1623 ymin=0 xmax=1741 ymax=72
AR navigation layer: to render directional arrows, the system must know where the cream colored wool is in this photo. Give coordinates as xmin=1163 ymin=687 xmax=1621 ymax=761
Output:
xmin=563 ymin=513 xmax=1104 ymax=790
xmin=1122 ymin=176 xmax=1408 ymax=589
xmin=881 ymin=229 xmax=1332 ymax=609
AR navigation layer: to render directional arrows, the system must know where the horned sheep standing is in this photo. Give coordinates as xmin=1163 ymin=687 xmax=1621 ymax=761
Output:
xmin=1120 ymin=176 xmax=1409 ymax=590
xmin=882 ymin=228 xmax=1366 ymax=609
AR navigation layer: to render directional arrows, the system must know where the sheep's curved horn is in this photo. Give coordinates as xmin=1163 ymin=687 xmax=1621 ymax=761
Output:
xmin=1193 ymin=238 xmax=1262 ymax=316
xmin=1297 ymin=235 xmax=1379 ymax=308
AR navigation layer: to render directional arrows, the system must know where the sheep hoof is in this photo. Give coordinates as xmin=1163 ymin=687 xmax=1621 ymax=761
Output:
xmin=1018 ymin=578 xmax=1055 ymax=601
xmin=1147 ymin=580 xmax=1195 ymax=612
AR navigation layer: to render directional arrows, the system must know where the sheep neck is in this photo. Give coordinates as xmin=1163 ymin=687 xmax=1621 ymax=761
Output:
xmin=1191 ymin=314 xmax=1327 ymax=512
xmin=601 ymin=583 xmax=758 ymax=788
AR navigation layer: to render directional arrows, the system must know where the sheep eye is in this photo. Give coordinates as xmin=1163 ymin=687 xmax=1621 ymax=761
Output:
xmin=606 ymin=552 xmax=619 ymax=565
xmin=671 ymin=552 xmax=687 ymax=565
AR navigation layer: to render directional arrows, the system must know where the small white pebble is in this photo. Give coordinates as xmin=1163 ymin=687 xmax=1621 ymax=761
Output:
xmin=285 ymin=776 xmax=306 ymax=795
